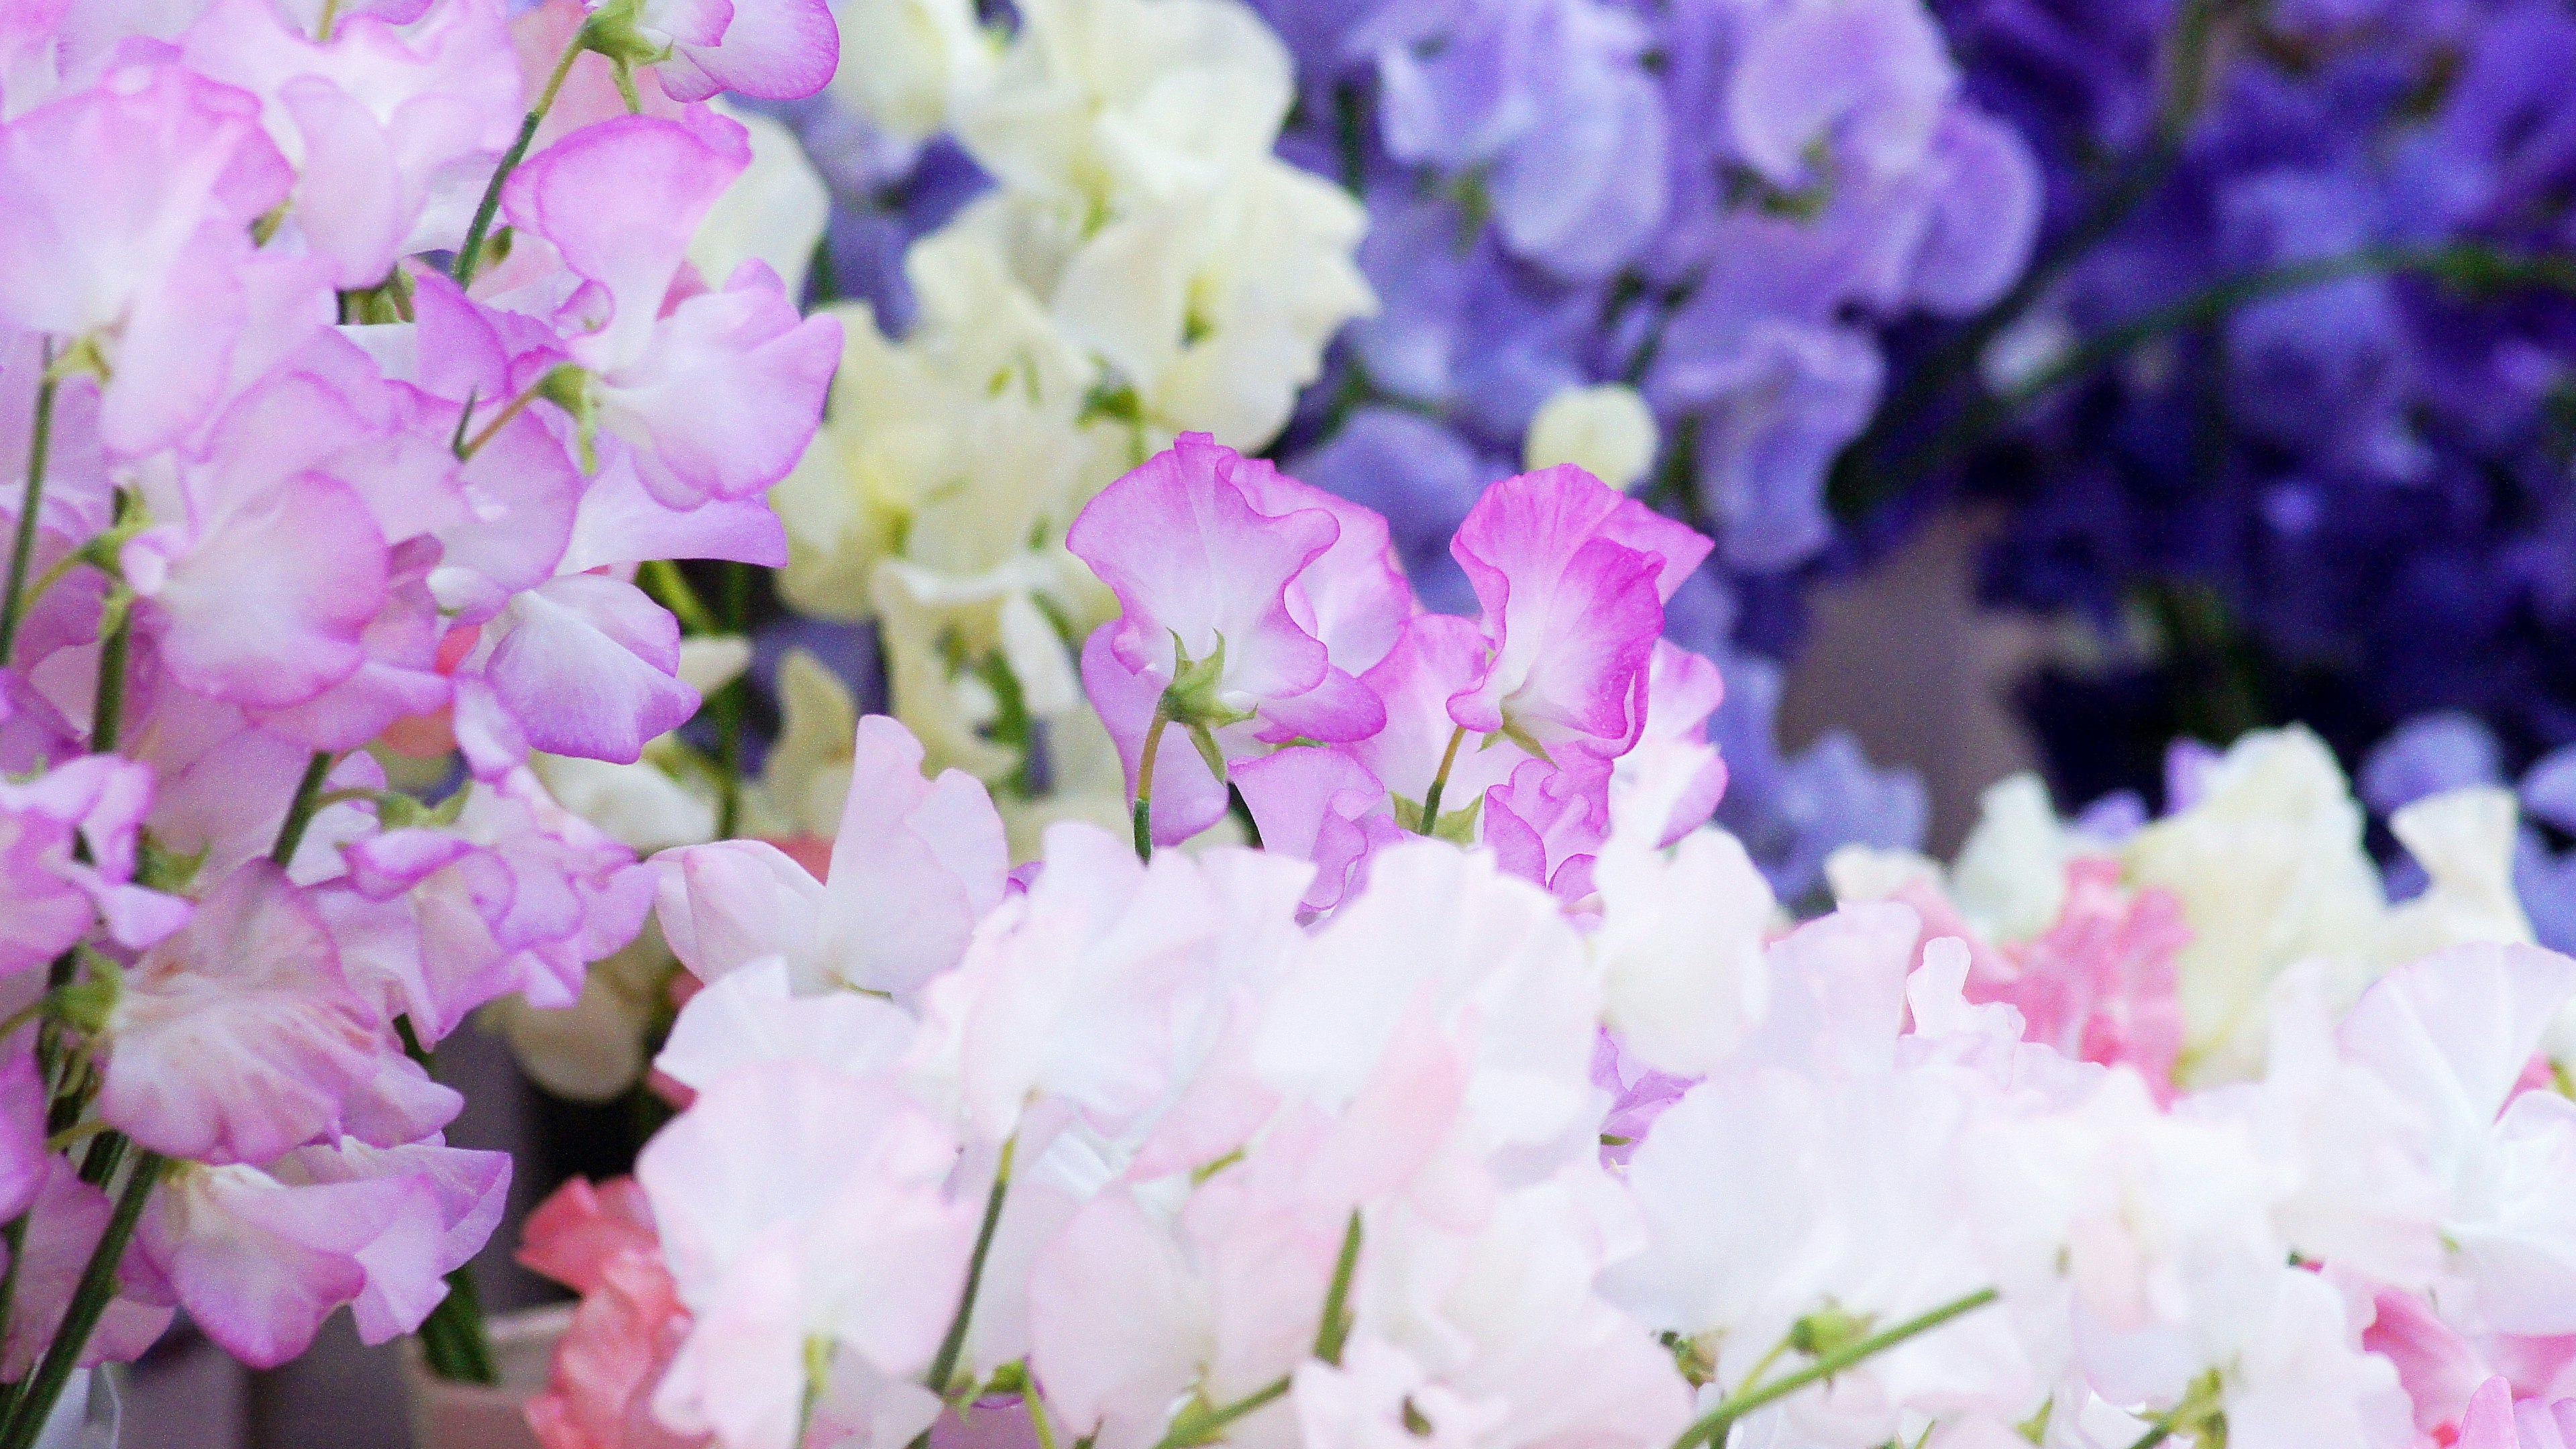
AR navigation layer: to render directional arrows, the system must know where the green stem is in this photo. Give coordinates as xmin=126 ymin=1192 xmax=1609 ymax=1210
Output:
xmin=1669 ymin=1289 xmax=2000 ymax=1449
xmin=0 ymin=1150 xmax=162 ymax=1449
xmin=1417 ymin=724 xmax=1468 ymax=836
xmin=417 ymin=1267 xmax=499 ymax=1385
xmin=1150 ymin=1379 xmax=1291 ymax=1449
xmin=1132 ymin=704 xmax=1173 ymax=862
xmin=1854 ymin=243 xmax=2576 ymax=518
xmin=269 ymin=752 xmax=337 ymax=867
xmin=451 ymin=29 xmax=586 ymax=288
xmin=640 ymin=559 xmax=720 ymax=636
xmin=714 ymin=561 xmax=751 ymax=841
xmin=1312 ymin=1212 xmax=1362 ymax=1366
xmin=455 ymin=381 xmax=548 ymax=460
xmin=0 ymin=360 xmax=58 ymax=669
xmin=914 ymin=1140 xmax=1014 ymax=1446
xmin=87 ymin=595 xmax=131 ymax=754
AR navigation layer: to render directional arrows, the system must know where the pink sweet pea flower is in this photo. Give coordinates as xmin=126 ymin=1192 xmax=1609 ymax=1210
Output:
xmin=1483 ymin=755 xmax=1612 ymax=903
xmin=178 ymin=0 xmax=523 ymax=288
xmin=0 ymin=754 xmax=191 ymax=973
xmin=639 ymin=1063 xmax=973 ymax=1449
xmin=333 ymin=765 xmax=655 ymax=1041
xmin=0 ymin=61 xmax=297 ymax=454
xmin=500 ymin=110 xmax=842 ymax=509
xmin=1446 ymin=465 xmax=1713 ymax=761
xmin=1069 ymin=435 xmax=1391 ymax=846
xmin=1 ymin=1160 xmax=176 ymax=1381
xmin=609 ymin=0 xmax=839 ymax=103
xmin=135 ymin=1138 xmax=510 ymax=1367
xmin=652 ymin=714 xmax=1007 ymax=997
xmin=521 ymin=1177 xmax=708 ymax=1449
xmin=1231 ymin=747 xmax=1403 ymax=914
xmin=95 ymin=861 xmax=384 ymax=1166
xmin=1974 ymin=859 xmax=2191 ymax=1091
xmin=121 ymin=443 xmax=392 ymax=714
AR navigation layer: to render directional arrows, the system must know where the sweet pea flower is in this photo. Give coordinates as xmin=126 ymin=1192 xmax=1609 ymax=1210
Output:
xmin=652 ymin=713 xmax=1008 ymax=997
xmin=0 ymin=60 xmax=296 ymax=453
xmin=1069 ymin=435 xmax=1394 ymax=846
xmin=519 ymin=1177 xmax=708 ymax=1449
xmin=136 ymin=1138 xmax=510 ymax=1366
xmin=96 ymin=861 xmax=384 ymax=1167
xmin=591 ymin=0 xmax=840 ymax=105
xmin=638 ymin=1063 xmax=973 ymax=1449
xmin=2461 ymin=1377 xmax=2576 ymax=1449
xmin=499 ymin=109 xmax=843 ymax=510
xmin=178 ymin=0 xmax=523 ymax=288
xmin=0 ymin=753 xmax=191 ymax=973
xmin=331 ymin=765 xmax=654 ymax=1042
xmin=1446 ymin=464 xmax=1713 ymax=764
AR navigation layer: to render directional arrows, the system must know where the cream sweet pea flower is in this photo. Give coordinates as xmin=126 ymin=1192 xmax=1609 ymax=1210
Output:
xmin=828 ymin=0 xmax=994 ymax=148
xmin=2123 ymin=727 xmax=2390 ymax=1083
xmin=953 ymin=0 xmax=1293 ymax=212
xmin=692 ymin=102 xmax=831 ymax=301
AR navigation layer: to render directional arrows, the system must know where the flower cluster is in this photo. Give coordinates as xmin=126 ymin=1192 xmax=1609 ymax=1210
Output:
xmin=519 ymin=540 xmax=2576 ymax=1449
xmin=0 ymin=0 xmax=842 ymax=1423
xmin=769 ymin=0 xmax=1376 ymax=857
xmin=1265 ymin=0 xmax=2043 ymax=578
xmin=1920 ymin=0 xmax=2576 ymax=812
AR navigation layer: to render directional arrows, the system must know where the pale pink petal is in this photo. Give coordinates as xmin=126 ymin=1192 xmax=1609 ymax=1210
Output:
xmin=486 ymin=574 xmax=698 ymax=765
xmin=814 ymin=715 xmax=1008 ymax=996
xmin=99 ymin=861 xmax=383 ymax=1165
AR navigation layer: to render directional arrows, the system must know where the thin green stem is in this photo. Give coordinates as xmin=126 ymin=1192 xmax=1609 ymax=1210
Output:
xmin=1417 ymin=724 xmax=1468 ymax=835
xmin=1150 ymin=1379 xmax=1291 ymax=1449
xmin=1313 ymin=1212 xmax=1361 ymax=1366
xmin=456 ymin=381 xmax=547 ymax=460
xmin=87 ymin=595 xmax=132 ymax=754
xmin=1133 ymin=704 xmax=1173 ymax=861
xmin=451 ymin=30 xmax=586 ymax=288
xmin=714 ymin=561 xmax=751 ymax=840
xmin=0 ymin=1150 xmax=162 ymax=1449
xmin=314 ymin=0 xmax=343 ymax=39
xmin=1026 ymin=1380 xmax=1061 ymax=1449
xmin=1670 ymin=1289 xmax=2000 ymax=1449
xmin=269 ymin=752 xmax=337 ymax=867
xmin=914 ymin=1140 xmax=1015 ymax=1448
xmin=0 ymin=360 xmax=58 ymax=668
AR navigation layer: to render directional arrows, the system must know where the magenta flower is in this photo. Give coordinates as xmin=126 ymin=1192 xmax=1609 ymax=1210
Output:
xmin=1069 ymin=435 xmax=1397 ymax=848
xmin=601 ymin=0 xmax=840 ymax=104
xmin=1447 ymin=464 xmax=1712 ymax=761
xmin=333 ymin=765 xmax=654 ymax=1042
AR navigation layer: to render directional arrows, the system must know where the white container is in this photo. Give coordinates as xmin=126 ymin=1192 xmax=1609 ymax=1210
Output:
xmin=398 ymin=1305 xmax=575 ymax=1449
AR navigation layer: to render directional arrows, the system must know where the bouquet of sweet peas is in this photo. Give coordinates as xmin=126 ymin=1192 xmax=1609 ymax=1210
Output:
xmin=0 ymin=0 xmax=842 ymax=1435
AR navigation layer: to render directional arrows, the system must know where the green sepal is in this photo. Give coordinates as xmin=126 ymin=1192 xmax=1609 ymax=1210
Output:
xmin=533 ymin=363 xmax=600 ymax=472
xmin=52 ymin=960 xmax=123 ymax=1036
